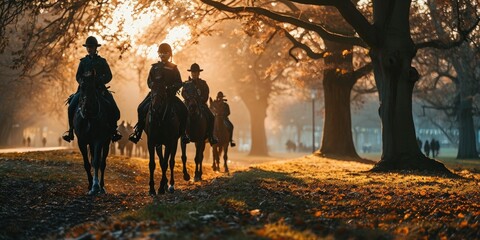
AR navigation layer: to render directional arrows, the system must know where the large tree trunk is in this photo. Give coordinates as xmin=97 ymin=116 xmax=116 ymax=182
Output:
xmin=243 ymin=96 xmax=269 ymax=156
xmin=457 ymin=98 xmax=479 ymax=159
xmin=318 ymin=41 xmax=360 ymax=159
xmin=370 ymin=0 xmax=448 ymax=172
xmin=238 ymin=81 xmax=269 ymax=156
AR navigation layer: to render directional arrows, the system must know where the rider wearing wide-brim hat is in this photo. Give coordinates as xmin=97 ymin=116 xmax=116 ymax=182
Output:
xmin=214 ymin=91 xmax=236 ymax=147
xmin=62 ymin=36 xmax=122 ymax=142
xmin=182 ymin=63 xmax=218 ymax=145
xmin=128 ymin=43 xmax=189 ymax=144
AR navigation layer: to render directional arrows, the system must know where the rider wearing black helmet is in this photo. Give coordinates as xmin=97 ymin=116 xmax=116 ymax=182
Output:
xmin=62 ymin=36 xmax=122 ymax=142
xmin=129 ymin=43 xmax=189 ymax=144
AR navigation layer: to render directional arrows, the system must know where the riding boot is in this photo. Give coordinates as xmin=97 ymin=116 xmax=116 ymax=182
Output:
xmin=112 ymin=126 xmax=122 ymax=142
xmin=62 ymin=129 xmax=74 ymax=143
xmin=230 ymin=140 xmax=236 ymax=147
xmin=129 ymin=123 xmax=144 ymax=144
xmin=62 ymin=113 xmax=74 ymax=142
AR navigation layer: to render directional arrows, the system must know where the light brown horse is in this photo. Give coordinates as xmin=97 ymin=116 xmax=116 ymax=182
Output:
xmin=209 ymin=98 xmax=232 ymax=173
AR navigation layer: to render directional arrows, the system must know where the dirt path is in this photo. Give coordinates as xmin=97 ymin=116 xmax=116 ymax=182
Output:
xmin=0 ymin=149 xmax=306 ymax=239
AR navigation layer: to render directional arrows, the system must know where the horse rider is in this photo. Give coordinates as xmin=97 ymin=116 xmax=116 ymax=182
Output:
xmin=62 ymin=36 xmax=122 ymax=143
xmin=182 ymin=63 xmax=218 ymax=145
xmin=215 ymin=91 xmax=236 ymax=147
xmin=128 ymin=43 xmax=189 ymax=144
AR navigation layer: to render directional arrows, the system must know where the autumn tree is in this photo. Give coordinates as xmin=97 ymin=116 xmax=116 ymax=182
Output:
xmin=200 ymin=0 xmax=479 ymax=172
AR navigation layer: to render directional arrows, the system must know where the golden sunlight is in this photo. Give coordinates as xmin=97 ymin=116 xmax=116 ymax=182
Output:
xmin=91 ymin=1 xmax=192 ymax=60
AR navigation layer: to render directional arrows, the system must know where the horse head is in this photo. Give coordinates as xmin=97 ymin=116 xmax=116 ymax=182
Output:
xmin=79 ymin=77 xmax=101 ymax=119
xmin=210 ymin=99 xmax=226 ymax=117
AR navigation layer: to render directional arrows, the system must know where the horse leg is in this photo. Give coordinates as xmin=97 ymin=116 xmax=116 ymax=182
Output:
xmin=212 ymin=146 xmax=218 ymax=171
xmin=99 ymin=141 xmax=110 ymax=194
xmin=223 ymin=144 xmax=229 ymax=174
xmin=88 ymin=144 xmax=101 ymax=195
xmin=168 ymin=143 xmax=178 ymax=193
xmin=194 ymin=142 xmax=205 ymax=181
xmin=148 ymin=142 xmax=156 ymax=196
xmin=79 ymin=143 xmax=92 ymax=191
xmin=181 ymin=141 xmax=190 ymax=181
xmin=157 ymin=145 xmax=168 ymax=194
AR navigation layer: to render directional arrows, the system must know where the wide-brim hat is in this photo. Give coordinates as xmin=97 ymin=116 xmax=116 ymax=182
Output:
xmin=187 ymin=63 xmax=203 ymax=72
xmin=83 ymin=36 xmax=101 ymax=47
xmin=216 ymin=91 xmax=226 ymax=99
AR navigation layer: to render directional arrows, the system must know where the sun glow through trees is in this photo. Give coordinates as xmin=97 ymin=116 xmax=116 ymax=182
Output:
xmin=92 ymin=1 xmax=192 ymax=60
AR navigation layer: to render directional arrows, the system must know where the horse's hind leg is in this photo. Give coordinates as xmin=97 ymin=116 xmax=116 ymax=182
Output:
xmin=79 ymin=143 xmax=92 ymax=191
xmin=148 ymin=142 xmax=156 ymax=196
xmin=181 ymin=141 xmax=190 ymax=181
xmin=156 ymin=145 xmax=168 ymax=194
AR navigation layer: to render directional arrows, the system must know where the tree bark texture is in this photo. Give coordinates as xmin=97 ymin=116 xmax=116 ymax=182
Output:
xmin=243 ymin=96 xmax=269 ymax=156
xmin=369 ymin=0 xmax=448 ymax=172
xmin=319 ymin=41 xmax=360 ymax=159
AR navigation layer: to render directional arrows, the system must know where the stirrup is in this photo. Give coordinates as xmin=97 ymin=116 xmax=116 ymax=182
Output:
xmin=230 ymin=141 xmax=236 ymax=147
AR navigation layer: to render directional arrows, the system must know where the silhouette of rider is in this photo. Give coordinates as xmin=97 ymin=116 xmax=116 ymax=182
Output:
xmin=182 ymin=63 xmax=218 ymax=145
xmin=214 ymin=91 xmax=236 ymax=147
xmin=129 ymin=43 xmax=189 ymax=144
xmin=62 ymin=36 xmax=122 ymax=143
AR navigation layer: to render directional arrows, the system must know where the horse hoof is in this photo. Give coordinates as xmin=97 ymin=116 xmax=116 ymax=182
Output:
xmin=149 ymin=189 xmax=156 ymax=196
xmin=168 ymin=185 xmax=175 ymax=193
xmin=194 ymin=176 xmax=201 ymax=182
xmin=183 ymin=173 xmax=191 ymax=181
xmin=88 ymin=184 xmax=100 ymax=195
xmin=100 ymin=187 xmax=107 ymax=194
xmin=158 ymin=188 xmax=166 ymax=194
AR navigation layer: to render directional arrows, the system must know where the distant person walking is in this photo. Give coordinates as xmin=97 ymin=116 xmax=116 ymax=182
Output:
xmin=27 ymin=137 xmax=31 ymax=147
xmin=42 ymin=137 xmax=47 ymax=147
xmin=417 ymin=137 xmax=422 ymax=149
xmin=423 ymin=140 xmax=430 ymax=158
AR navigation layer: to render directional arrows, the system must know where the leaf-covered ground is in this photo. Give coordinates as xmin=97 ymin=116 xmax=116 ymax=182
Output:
xmin=0 ymin=150 xmax=479 ymax=239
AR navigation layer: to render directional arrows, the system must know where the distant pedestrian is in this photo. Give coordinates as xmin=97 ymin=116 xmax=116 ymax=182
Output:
xmin=27 ymin=136 xmax=31 ymax=147
xmin=423 ymin=140 xmax=430 ymax=158
xmin=23 ymin=137 xmax=26 ymax=147
xmin=417 ymin=137 xmax=422 ymax=149
xmin=58 ymin=136 xmax=62 ymax=146
xmin=42 ymin=137 xmax=47 ymax=147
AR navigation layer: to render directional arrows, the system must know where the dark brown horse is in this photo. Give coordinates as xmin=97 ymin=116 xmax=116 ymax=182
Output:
xmin=73 ymin=78 xmax=112 ymax=195
xmin=144 ymin=83 xmax=181 ymax=195
xmin=181 ymin=81 xmax=208 ymax=181
xmin=209 ymin=98 xmax=232 ymax=173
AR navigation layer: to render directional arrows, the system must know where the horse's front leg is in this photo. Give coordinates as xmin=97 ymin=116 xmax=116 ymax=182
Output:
xmin=194 ymin=142 xmax=205 ymax=182
xmin=180 ymin=141 xmax=190 ymax=181
xmin=156 ymin=145 xmax=168 ymax=194
xmin=212 ymin=146 xmax=219 ymax=172
xmin=168 ymin=143 xmax=178 ymax=193
xmin=148 ymin=142 xmax=156 ymax=196
xmin=99 ymin=140 xmax=110 ymax=194
xmin=88 ymin=144 xmax=102 ymax=195
xmin=79 ymin=142 xmax=92 ymax=191
xmin=223 ymin=145 xmax=229 ymax=174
